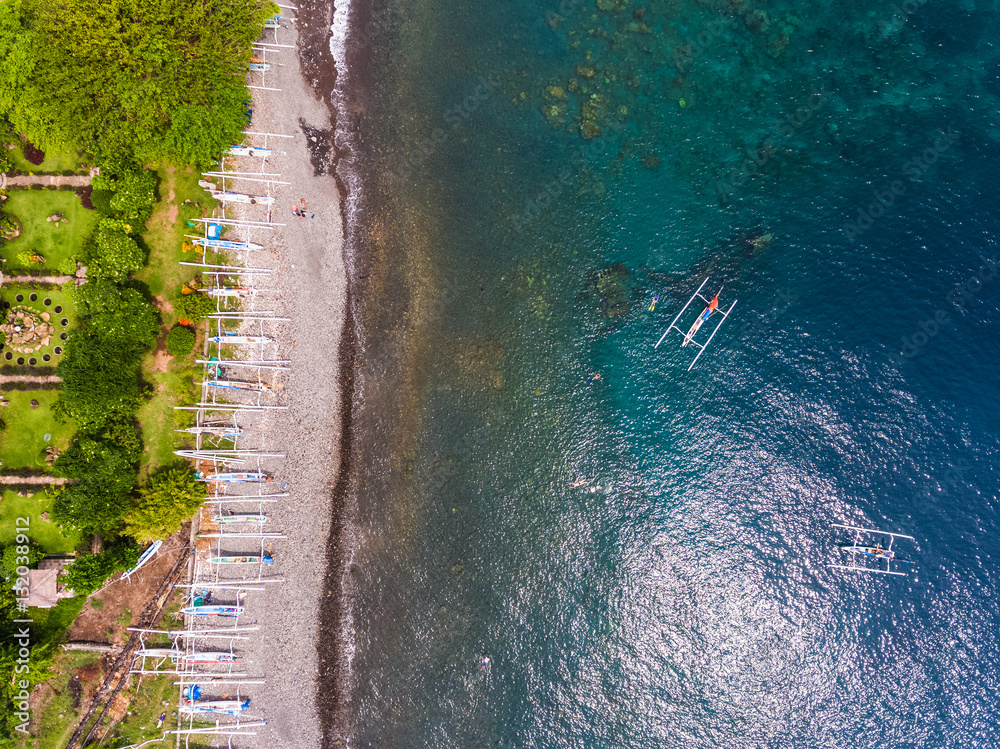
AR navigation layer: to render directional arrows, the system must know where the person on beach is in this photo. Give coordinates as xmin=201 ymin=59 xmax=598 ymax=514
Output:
xmin=291 ymin=204 xmax=300 ymax=217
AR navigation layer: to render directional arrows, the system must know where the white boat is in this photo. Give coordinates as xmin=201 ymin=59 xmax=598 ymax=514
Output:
xmin=137 ymin=648 xmax=178 ymax=659
xmin=196 ymin=471 xmax=271 ymax=484
xmin=218 ymin=514 xmax=268 ymax=525
xmin=211 ymin=191 xmax=275 ymax=206
xmin=191 ymin=237 xmax=264 ymax=252
xmin=183 ymin=651 xmax=241 ymax=664
xmin=208 ymin=335 xmax=273 ymax=345
xmin=229 ymin=145 xmax=273 ymax=158
xmin=180 ymin=698 xmax=251 ymax=715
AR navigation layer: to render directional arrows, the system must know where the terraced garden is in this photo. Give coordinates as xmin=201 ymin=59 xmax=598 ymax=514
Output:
xmin=1 ymin=189 xmax=98 ymax=273
xmin=0 ymin=284 xmax=76 ymax=368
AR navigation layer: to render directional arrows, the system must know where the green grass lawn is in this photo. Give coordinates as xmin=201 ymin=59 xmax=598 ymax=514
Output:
xmin=0 ymin=390 xmax=75 ymax=470
xmin=13 ymin=648 xmax=97 ymax=749
xmin=1 ymin=283 xmax=77 ymax=368
xmin=1 ymin=190 xmax=99 ymax=272
xmin=135 ymin=166 xmax=213 ymax=478
xmin=7 ymin=144 xmax=87 ymax=174
xmin=0 ymin=488 xmax=79 ymax=552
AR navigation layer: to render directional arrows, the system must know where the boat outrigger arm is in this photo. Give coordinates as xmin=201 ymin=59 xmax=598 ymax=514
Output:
xmin=654 ymin=276 xmax=737 ymax=371
xmin=829 ymin=523 xmax=915 ymax=577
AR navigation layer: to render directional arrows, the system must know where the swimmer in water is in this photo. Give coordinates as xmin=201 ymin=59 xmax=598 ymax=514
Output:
xmin=480 ymin=657 xmax=490 ymax=671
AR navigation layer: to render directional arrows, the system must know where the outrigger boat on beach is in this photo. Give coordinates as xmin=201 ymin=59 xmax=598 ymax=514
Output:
xmin=179 ymin=424 xmax=244 ymax=439
xmin=196 ymin=471 xmax=271 ymax=484
xmin=218 ymin=514 xmax=268 ymax=525
xmin=208 ymin=333 xmax=273 ymax=345
xmin=207 ymin=554 xmax=274 ymax=565
xmin=829 ymin=523 xmax=915 ymax=577
xmin=210 ymin=191 xmax=275 ymax=206
xmin=189 ymin=236 xmax=264 ymax=252
xmin=180 ymin=605 xmax=244 ymax=617
xmin=202 ymin=379 xmax=272 ymax=393
xmin=180 ymin=698 xmax=252 ymax=716
xmin=182 ymin=651 xmax=241 ymax=664
xmin=201 ymin=287 xmax=254 ymax=298
xmin=654 ymin=276 xmax=737 ymax=371
xmin=122 ymin=540 xmax=162 ymax=582
xmin=137 ymin=647 xmax=178 ymax=659
xmin=229 ymin=145 xmax=273 ymax=158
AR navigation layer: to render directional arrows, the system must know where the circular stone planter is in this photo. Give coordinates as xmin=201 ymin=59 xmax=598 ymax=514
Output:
xmin=60 ymin=318 xmax=69 ymax=326
xmin=54 ymin=305 xmax=62 ymax=313
xmin=14 ymin=294 xmax=22 ymax=303
xmin=28 ymin=293 xmax=37 ymax=302
xmin=3 ymin=352 xmax=10 ymax=360
xmin=16 ymin=357 xmax=24 ymax=365
xmin=28 ymin=357 xmax=36 ymax=365
xmin=42 ymin=354 xmax=50 ymax=362
xmin=53 ymin=346 xmax=63 ymax=355
xmin=60 ymin=332 xmax=68 ymax=341
xmin=43 ymin=298 xmax=51 ymax=306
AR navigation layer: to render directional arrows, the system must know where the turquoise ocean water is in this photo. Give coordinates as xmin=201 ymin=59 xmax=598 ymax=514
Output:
xmin=330 ymin=0 xmax=1000 ymax=745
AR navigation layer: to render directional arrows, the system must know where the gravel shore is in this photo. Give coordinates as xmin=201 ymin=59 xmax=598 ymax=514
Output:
xmin=199 ymin=10 xmax=349 ymax=747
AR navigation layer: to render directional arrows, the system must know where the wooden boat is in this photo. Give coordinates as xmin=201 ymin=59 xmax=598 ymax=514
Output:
xmin=180 ymin=605 xmax=244 ymax=617
xmin=182 ymin=651 xmax=241 ymax=664
xmin=207 ymin=554 xmax=274 ymax=565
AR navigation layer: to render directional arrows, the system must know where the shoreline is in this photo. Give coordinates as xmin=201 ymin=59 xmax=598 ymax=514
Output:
xmin=221 ymin=3 xmax=354 ymax=746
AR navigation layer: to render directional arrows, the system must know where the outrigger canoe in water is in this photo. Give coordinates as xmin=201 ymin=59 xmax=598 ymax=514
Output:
xmin=682 ymin=291 xmax=721 ymax=346
xmin=180 ymin=605 xmax=244 ymax=617
xmin=208 ymin=555 xmax=274 ymax=565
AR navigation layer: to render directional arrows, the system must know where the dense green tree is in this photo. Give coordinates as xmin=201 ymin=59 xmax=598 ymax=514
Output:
xmin=51 ymin=437 xmax=136 ymax=534
xmin=0 ymin=0 xmax=275 ymax=165
xmin=60 ymin=543 xmax=140 ymax=595
xmin=125 ymin=468 xmax=206 ymax=542
xmin=84 ymin=219 xmax=144 ymax=282
xmin=92 ymin=164 xmax=158 ymax=224
xmin=55 ymin=329 xmax=144 ymax=432
xmin=174 ymin=291 xmax=216 ymax=323
xmin=76 ymin=281 xmax=160 ymax=352
xmin=0 ymin=543 xmax=43 ymax=582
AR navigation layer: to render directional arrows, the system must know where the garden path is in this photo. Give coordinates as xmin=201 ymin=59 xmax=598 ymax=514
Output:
xmin=0 ymin=173 xmax=91 ymax=188
xmin=0 ymin=475 xmax=67 ymax=485
xmin=0 ymin=374 xmax=62 ymax=384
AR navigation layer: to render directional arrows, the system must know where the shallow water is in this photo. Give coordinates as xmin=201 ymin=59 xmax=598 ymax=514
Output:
xmin=332 ymin=0 xmax=1000 ymax=745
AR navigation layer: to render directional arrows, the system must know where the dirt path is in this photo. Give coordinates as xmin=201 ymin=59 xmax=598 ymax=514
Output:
xmin=3 ymin=274 xmax=76 ymax=285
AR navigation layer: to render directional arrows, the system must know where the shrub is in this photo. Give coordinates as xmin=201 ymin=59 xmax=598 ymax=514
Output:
xmin=60 ymin=543 xmax=140 ymax=595
xmin=0 ymin=542 xmax=43 ymax=581
xmin=89 ymin=189 xmax=114 ymax=213
xmin=51 ymin=437 xmax=137 ymax=535
xmin=174 ymin=290 xmax=215 ymax=323
xmin=165 ymin=325 xmax=196 ymax=356
xmin=76 ymin=281 xmax=160 ymax=351
xmin=55 ymin=330 xmax=144 ymax=431
xmin=125 ymin=468 xmax=206 ymax=542
xmin=22 ymin=141 xmax=44 ymax=165
xmin=58 ymin=255 xmax=77 ymax=274
xmin=75 ymin=184 xmax=94 ymax=209
xmin=84 ymin=218 xmax=143 ymax=281
xmin=92 ymin=164 xmax=157 ymax=223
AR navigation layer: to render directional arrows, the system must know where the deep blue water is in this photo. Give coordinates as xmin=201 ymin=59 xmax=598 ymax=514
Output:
xmin=338 ymin=0 xmax=1000 ymax=746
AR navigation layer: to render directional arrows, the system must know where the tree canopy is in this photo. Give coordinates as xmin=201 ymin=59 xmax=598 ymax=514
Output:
xmin=125 ymin=467 xmax=207 ymax=542
xmin=0 ymin=0 xmax=275 ymax=165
